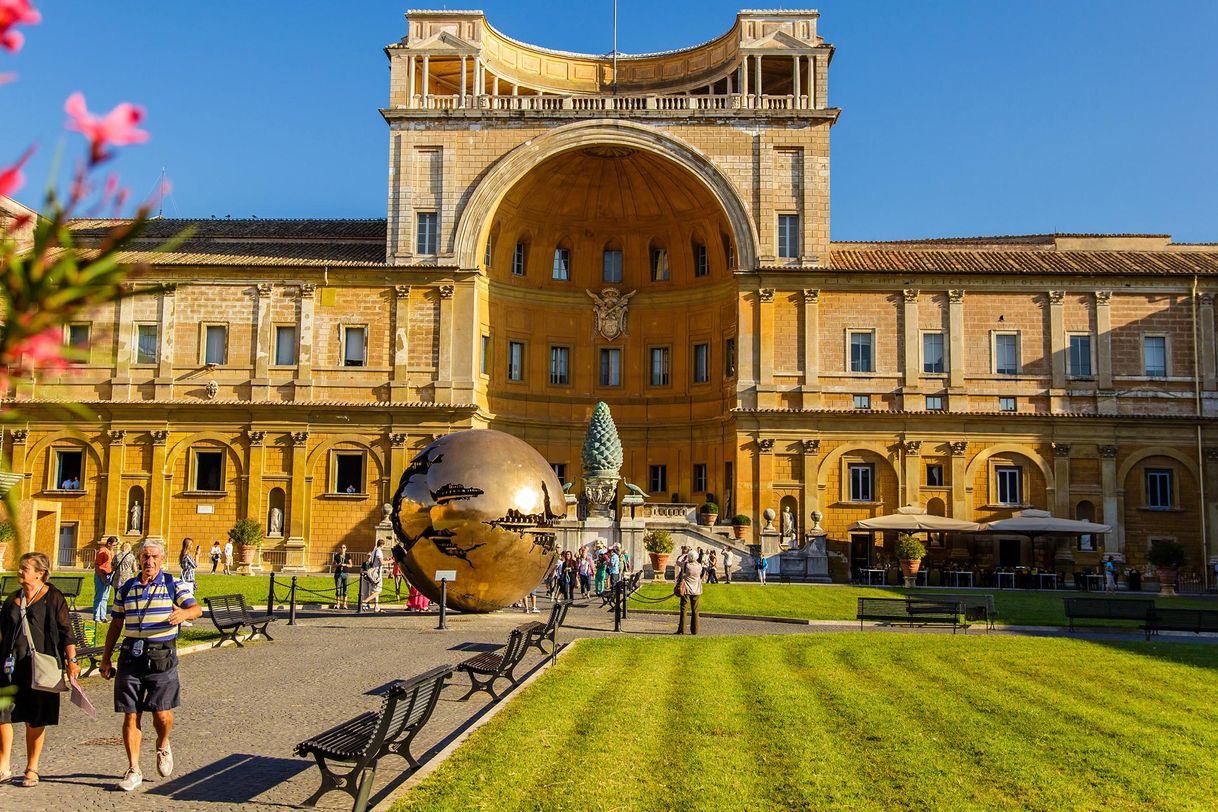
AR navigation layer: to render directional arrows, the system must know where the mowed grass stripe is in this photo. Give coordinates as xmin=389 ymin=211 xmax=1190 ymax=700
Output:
xmin=392 ymin=635 xmax=1218 ymax=812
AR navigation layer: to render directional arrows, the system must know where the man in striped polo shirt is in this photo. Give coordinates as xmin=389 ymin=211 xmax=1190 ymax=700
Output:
xmin=101 ymin=539 xmax=202 ymax=792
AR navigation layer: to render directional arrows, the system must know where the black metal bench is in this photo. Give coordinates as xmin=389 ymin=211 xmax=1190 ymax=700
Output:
xmin=295 ymin=664 xmax=453 ymax=812
xmin=203 ymin=594 xmax=276 ymax=647
xmin=458 ymin=628 xmax=529 ymax=701
xmin=518 ymin=599 xmax=570 ymax=656
xmin=1142 ymin=608 xmax=1218 ymax=640
xmin=237 ymin=593 xmax=277 ymax=641
xmin=857 ymin=597 xmax=969 ymax=634
xmin=68 ymin=613 xmax=105 ymax=676
xmin=920 ymin=593 xmax=997 ymax=630
xmin=597 ymin=570 xmax=642 ymax=607
xmin=2 ymin=574 xmax=84 ymax=608
xmin=1063 ymin=597 xmax=1155 ymax=631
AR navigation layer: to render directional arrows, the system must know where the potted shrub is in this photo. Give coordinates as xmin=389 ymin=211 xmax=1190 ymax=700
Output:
xmin=228 ymin=518 xmax=264 ymax=567
xmin=730 ymin=514 xmax=752 ymax=540
xmin=895 ymin=532 xmax=927 ymax=586
xmin=698 ymin=501 xmax=719 ymax=526
xmin=0 ymin=518 xmax=13 ymax=571
xmin=1147 ymin=539 xmax=1186 ymax=595
xmin=643 ymin=529 xmax=674 ymax=578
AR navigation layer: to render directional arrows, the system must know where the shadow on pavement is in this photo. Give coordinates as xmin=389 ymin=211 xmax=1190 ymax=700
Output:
xmin=143 ymin=753 xmax=310 ymax=802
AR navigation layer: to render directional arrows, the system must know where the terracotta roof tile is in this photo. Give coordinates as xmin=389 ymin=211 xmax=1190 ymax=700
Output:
xmin=828 ymin=248 xmax=1218 ymax=276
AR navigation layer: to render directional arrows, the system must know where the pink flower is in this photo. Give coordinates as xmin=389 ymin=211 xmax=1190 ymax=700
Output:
xmin=13 ymin=327 xmax=72 ymax=374
xmin=0 ymin=146 xmax=33 ymax=197
xmin=0 ymin=0 xmax=40 ymax=53
xmin=64 ymin=91 xmax=149 ymax=164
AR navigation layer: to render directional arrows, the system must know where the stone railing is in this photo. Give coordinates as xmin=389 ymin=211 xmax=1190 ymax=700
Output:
xmin=643 ymin=502 xmax=699 ymax=522
xmin=396 ymin=93 xmax=827 ymax=115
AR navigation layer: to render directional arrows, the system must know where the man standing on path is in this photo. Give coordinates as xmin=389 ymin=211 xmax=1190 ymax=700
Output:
xmin=722 ymin=547 xmax=735 ymax=584
xmin=222 ymin=539 xmax=234 ymax=575
xmin=100 ymin=540 xmax=202 ymax=792
xmin=93 ymin=536 xmax=117 ymax=621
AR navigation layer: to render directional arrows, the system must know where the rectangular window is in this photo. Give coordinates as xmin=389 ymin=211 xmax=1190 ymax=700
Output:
xmin=994 ymin=332 xmax=1020 ymax=375
xmin=998 ymin=396 xmax=1017 ymax=412
xmin=334 ymin=452 xmax=365 ymax=494
xmin=725 ymin=337 xmax=736 ymax=379
xmin=342 ymin=326 xmax=367 ymax=367
xmin=692 ymin=343 xmax=709 ymax=383
xmin=649 ymin=464 xmax=668 ymax=494
xmin=204 ymin=325 xmax=227 ymax=365
xmin=552 ymin=248 xmax=570 ymax=280
xmin=415 ymin=211 xmax=438 ymax=254
xmin=552 ymin=463 xmax=567 ymax=483
xmin=1146 ymin=468 xmax=1173 ymax=509
xmin=1068 ymin=334 xmax=1093 ymax=377
xmin=694 ymin=243 xmax=708 ymax=277
xmin=924 ymin=395 xmax=944 ymax=411
xmin=549 ymin=346 xmax=570 ymax=385
xmin=507 ymin=341 xmax=524 ymax=382
xmin=848 ymin=463 xmax=874 ymax=502
xmin=996 ymin=466 xmax=1022 ymax=506
xmin=849 ymin=330 xmax=874 ymax=373
xmin=777 ymin=214 xmax=799 ymax=259
xmin=65 ymin=323 xmax=90 ymax=353
xmin=649 ymin=347 xmax=670 ymax=386
xmin=693 ymin=463 xmax=708 ymax=493
xmin=926 ymin=464 xmax=944 ymax=487
xmin=853 ymin=394 xmax=872 ymax=409
xmin=135 ymin=324 xmax=159 ymax=365
xmin=922 ymin=332 xmax=945 ymax=374
xmin=480 ymin=334 xmax=490 ymax=376
xmin=651 ymin=248 xmax=669 ymax=282
xmin=54 ymin=449 xmax=83 ymax=489
xmin=512 ymin=241 xmax=527 ymax=276
xmin=274 ymin=325 xmax=297 ymax=366
xmin=599 ymin=348 xmax=621 ymax=386
xmin=602 ymin=249 xmax=623 ymax=283
xmin=193 ymin=450 xmax=223 ymax=492
xmin=484 ymin=234 xmax=493 ymax=267
xmin=1143 ymin=335 xmax=1167 ymax=377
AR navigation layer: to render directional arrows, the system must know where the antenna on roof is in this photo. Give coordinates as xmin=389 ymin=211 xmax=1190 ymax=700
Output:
xmin=157 ymin=167 xmax=166 ymax=218
xmin=612 ymin=0 xmax=618 ymax=94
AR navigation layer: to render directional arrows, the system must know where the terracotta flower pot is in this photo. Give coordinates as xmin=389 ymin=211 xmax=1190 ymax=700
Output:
xmin=732 ymin=525 xmax=748 ymax=539
xmin=648 ymin=552 xmax=670 ymax=577
xmin=699 ymin=512 xmax=718 ymax=527
xmin=1155 ymin=567 xmax=1178 ymax=595
xmin=239 ymin=544 xmax=258 ymax=565
xmin=899 ymin=559 xmax=922 ymax=577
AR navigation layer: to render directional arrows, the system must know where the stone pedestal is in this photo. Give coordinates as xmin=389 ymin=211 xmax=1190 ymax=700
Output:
xmin=282 ymin=536 xmax=307 ymax=572
xmin=777 ymin=533 xmax=831 ymax=583
xmin=584 ymin=476 xmax=619 ymax=519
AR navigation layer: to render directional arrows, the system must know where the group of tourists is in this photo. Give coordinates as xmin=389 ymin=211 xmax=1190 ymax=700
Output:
xmin=2 ymin=540 xmax=201 ymax=791
xmin=548 ymin=541 xmax=631 ymax=602
xmin=330 ymin=540 xmax=431 ymax=612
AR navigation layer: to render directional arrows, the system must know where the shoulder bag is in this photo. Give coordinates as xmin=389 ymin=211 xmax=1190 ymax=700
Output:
xmin=673 ymin=562 xmax=688 ymax=598
xmin=21 ymin=589 xmax=67 ymax=693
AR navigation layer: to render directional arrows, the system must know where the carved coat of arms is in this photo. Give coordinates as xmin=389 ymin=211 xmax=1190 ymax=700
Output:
xmin=586 ymin=287 xmax=637 ymax=341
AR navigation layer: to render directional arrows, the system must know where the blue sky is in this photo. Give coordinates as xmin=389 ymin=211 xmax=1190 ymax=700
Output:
xmin=2 ymin=1 xmax=1215 ymax=241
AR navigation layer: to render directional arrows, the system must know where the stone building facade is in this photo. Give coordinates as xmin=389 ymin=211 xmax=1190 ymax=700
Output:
xmin=4 ymin=9 xmax=1217 ymax=579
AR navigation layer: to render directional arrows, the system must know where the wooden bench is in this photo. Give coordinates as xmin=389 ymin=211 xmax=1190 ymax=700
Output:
xmin=295 ymin=664 xmax=453 ymax=812
xmin=204 ymin=594 xmax=276 ymax=647
xmin=518 ymin=599 xmax=571 ymax=656
xmin=919 ymin=593 xmax=997 ymax=630
xmin=1143 ymin=608 xmax=1218 ymax=640
xmin=857 ymin=597 xmax=969 ymax=634
xmin=458 ymin=628 xmax=529 ymax=701
xmin=68 ymin=613 xmax=105 ymax=676
xmin=1063 ymin=597 xmax=1155 ymax=631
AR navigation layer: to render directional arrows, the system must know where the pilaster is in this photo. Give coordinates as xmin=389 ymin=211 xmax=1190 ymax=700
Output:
xmin=1051 ymin=443 xmax=1071 ymax=518
xmin=252 ymin=283 xmax=273 ymax=400
xmin=947 ymin=290 xmax=967 ymax=410
xmin=801 ymin=289 xmax=821 ymax=408
xmin=1205 ymin=447 xmax=1218 ymax=565
xmin=112 ymin=285 xmax=135 ymax=400
xmin=146 ymin=430 xmax=169 ymax=544
xmin=284 ymin=431 xmax=310 ymax=571
xmin=757 ymin=289 xmax=775 ymax=409
xmin=1095 ymin=291 xmax=1115 ymax=413
xmin=1200 ymin=294 xmax=1216 ymax=394
xmin=246 ymin=430 xmax=265 ymax=530
xmin=1098 ymin=445 xmax=1121 ymax=558
xmin=7 ymin=430 xmax=29 ymax=501
xmin=1048 ymin=290 xmax=1066 ymax=411
xmin=435 ymin=285 xmax=456 ymax=403
xmin=902 ymin=439 xmax=921 ymax=507
xmin=295 ymin=283 xmax=316 ymax=402
xmin=391 ymin=285 xmax=412 ymax=402
xmin=800 ymin=439 xmax=820 ymax=517
xmin=902 ymin=289 xmax=919 ymax=391
xmin=949 ymin=441 xmax=969 ymax=519
xmin=154 ymin=285 xmax=176 ymax=400
xmin=103 ymin=429 xmax=126 ymax=539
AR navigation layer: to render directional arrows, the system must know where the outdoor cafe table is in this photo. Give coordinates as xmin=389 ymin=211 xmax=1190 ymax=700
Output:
xmin=1037 ymin=572 xmax=1058 ymax=589
xmin=861 ymin=568 xmax=887 ymax=585
xmin=946 ymin=570 xmax=973 ymax=588
xmin=1079 ymin=573 xmax=1105 ymax=591
xmin=995 ymin=571 xmax=1016 ymax=589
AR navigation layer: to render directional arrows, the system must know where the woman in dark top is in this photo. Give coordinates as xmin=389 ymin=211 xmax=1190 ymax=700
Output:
xmin=0 ymin=552 xmax=78 ymax=788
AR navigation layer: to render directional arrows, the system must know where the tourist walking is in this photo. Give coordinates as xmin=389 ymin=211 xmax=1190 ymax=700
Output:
xmin=577 ymin=548 xmax=593 ymax=598
xmin=92 ymin=536 xmax=117 ymax=622
xmin=364 ymin=540 xmax=385 ymax=612
xmin=113 ymin=542 xmax=138 ymax=597
xmin=706 ymin=550 xmax=719 ymax=584
xmin=608 ymin=544 xmax=622 ymax=587
xmin=178 ymin=539 xmax=199 ymax=628
xmin=221 ymin=540 xmax=233 ymax=575
xmin=391 ymin=559 xmax=405 ymax=600
xmin=675 ymin=548 xmax=704 ymax=635
xmin=558 ymin=551 xmax=577 ymax=601
xmin=755 ymin=552 xmax=768 ymax=585
xmin=101 ymin=540 xmax=202 ymax=791
xmin=332 ymin=544 xmax=351 ymax=610
xmin=594 ymin=544 xmax=608 ymax=596
xmin=1104 ymin=555 xmax=1117 ymax=593
xmin=208 ymin=542 xmax=221 ymax=573
xmin=0 ymin=552 xmax=79 ymax=788
xmin=406 ymin=579 xmax=431 ymax=612
xmin=722 ymin=548 xmax=735 ymax=584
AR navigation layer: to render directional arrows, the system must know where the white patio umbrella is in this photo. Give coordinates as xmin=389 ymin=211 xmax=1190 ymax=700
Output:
xmin=849 ymin=504 xmax=984 ymax=533
xmin=981 ymin=508 xmax=1110 ymax=538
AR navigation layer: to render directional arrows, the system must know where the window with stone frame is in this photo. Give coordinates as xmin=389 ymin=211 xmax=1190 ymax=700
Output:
xmin=649 ymin=464 xmax=668 ymax=494
xmin=599 ymin=347 xmax=621 ymax=386
xmin=1145 ymin=468 xmax=1173 ymax=509
xmin=415 ymin=211 xmax=438 ymax=254
xmin=193 ymin=450 xmax=224 ymax=492
xmin=995 ymin=466 xmax=1022 ymax=506
xmin=848 ymin=463 xmax=874 ymax=502
xmin=333 ymin=452 xmax=365 ymax=494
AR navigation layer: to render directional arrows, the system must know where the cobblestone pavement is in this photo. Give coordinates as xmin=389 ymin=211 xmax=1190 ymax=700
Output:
xmin=3 ymin=599 xmax=1208 ymax=811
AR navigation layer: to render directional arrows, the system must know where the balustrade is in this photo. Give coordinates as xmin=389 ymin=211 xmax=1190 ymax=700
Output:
xmin=402 ymin=93 xmax=821 ymax=114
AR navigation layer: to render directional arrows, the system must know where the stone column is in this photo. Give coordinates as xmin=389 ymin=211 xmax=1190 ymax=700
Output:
xmin=284 ymin=431 xmax=310 ymax=571
xmin=103 ymin=429 xmax=126 ymax=539
xmin=808 ymin=54 xmax=817 ymax=108
xmin=947 ymin=290 xmax=967 ymax=410
xmin=388 ymin=433 xmax=409 ymax=494
xmin=756 ymin=439 xmax=775 ymax=540
xmin=1095 ymin=291 xmax=1115 ymax=413
xmin=459 ymin=55 xmax=467 ymax=104
xmin=902 ymin=439 xmax=921 ymax=507
xmin=422 ymin=55 xmax=430 ymax=100
xmin=740 ymin=55 xmax=748 ymax=98
xmin=802 ymin=289 xmax=820 ymax=408
xmin=902 ymin=289 xmax=919 ymax=391
xmin=1200 ymin=294 xmax=1216 ymax=394
xmin=801 ymin=439 xmax=820 ymax=516
xmin=391 ymin=285 xmax=412 ymax=402
xmin=295 ymin=283 xmax=315 ymax=402
xmin=754 ymin=54 xmax=762 ymax=103
xmin=757 ymin=289 xmax=775 ymax=408
xmin=949 ymin=441 xmax=969 ymax=519
xmin=154 ymin=285 xmax=176 ymax=400
xmin=1049 ymin=290 xmax=1066 ymax=412
xmin=1098 ymin=444 xmax=1122 ymax=559
xmin=407 ymin=55 xmax=416 ymax=106
xmin=252 ymin=283 xmax=273 ymax=401
xmin=246 ymin=431 xmax=265 ymax=532
xmin=7 ymin=430 xmax=29 ymax=502
xmin=791 ymin=55 xmax=801 ymax=107
xmin=146 ymin=430 xmax=169 ymax=545
xmin=1052 ymin=443 xmax=1073 ymax=564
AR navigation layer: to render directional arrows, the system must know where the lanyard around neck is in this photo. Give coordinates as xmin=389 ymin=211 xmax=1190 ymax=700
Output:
xmin=18 ymin=584 xmax=47 ymax=621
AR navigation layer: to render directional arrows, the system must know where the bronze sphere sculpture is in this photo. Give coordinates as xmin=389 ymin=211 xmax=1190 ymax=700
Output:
xmin=390 ymin=429 xmax=563 ymax=613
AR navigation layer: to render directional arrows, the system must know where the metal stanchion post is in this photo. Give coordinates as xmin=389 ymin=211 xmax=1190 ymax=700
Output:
xmin=288 ymin=576 xmax=298 ymax=626
xmin=267 ymin=573 xmax=276 ymax=616
xmin=613 ymin=580 xmax=622 ymax=632
xmin=437 ymin=578 xmax=448 ymax=630
xmin=356 ymin=571 xmax=363 ymax=614
xmin=622 ymin=578 xmax=629 ymax=618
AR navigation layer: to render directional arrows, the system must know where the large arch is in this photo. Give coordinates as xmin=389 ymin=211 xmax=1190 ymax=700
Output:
xmin=452 ymin=119 xmax=760 ymax=272
xmin=1116 ymin=446 xmax=1200 ymax=486
xmin=964 ymin=443 xmax=1054 ymax=492
xmin=164 ymin=433 xmax=245 ymax=480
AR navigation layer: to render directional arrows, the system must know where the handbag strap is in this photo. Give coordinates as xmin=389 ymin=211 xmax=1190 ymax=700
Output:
xmin=18 ymin=585 xmax=48 ymax=655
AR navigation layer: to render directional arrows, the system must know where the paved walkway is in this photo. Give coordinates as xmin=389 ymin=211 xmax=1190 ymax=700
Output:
xmin=4 ymin=600 xmax=1213 ymax=811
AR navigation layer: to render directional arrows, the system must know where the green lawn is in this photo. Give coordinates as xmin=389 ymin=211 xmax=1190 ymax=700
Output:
xmin=392 ymin=635 xmax=1218 ymax=811
xmin=630 ymin=583 xmax=1217 ymax=628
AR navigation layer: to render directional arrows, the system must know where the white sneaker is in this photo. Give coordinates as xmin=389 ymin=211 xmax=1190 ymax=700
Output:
xmin=118 ymin=769 xmax=143 ymax=791
xmin=157 ymin=746 xmax=173 ymax=777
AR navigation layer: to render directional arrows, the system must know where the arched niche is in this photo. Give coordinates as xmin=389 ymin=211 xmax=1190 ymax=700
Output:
xmin=267 ymin=487 xmax=286 ymax=538
xmin=126 ymin=485 xmax=145 ymax=536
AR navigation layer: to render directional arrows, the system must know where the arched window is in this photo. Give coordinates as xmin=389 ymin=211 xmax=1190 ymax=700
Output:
xmin=721 ymin=232 xmax=735 ymax=270
xmin=552 ymin=239 xmax=571 ymax=281
xmin=692 ymin=236 xmax=709 ymax=278
xmin=602 ymin=240 xmax=623 ymax=284
xmin=512 ymin=238 xmax=529 ymax=277
xmin=649 ymin=239 xmax=669 ymax=282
